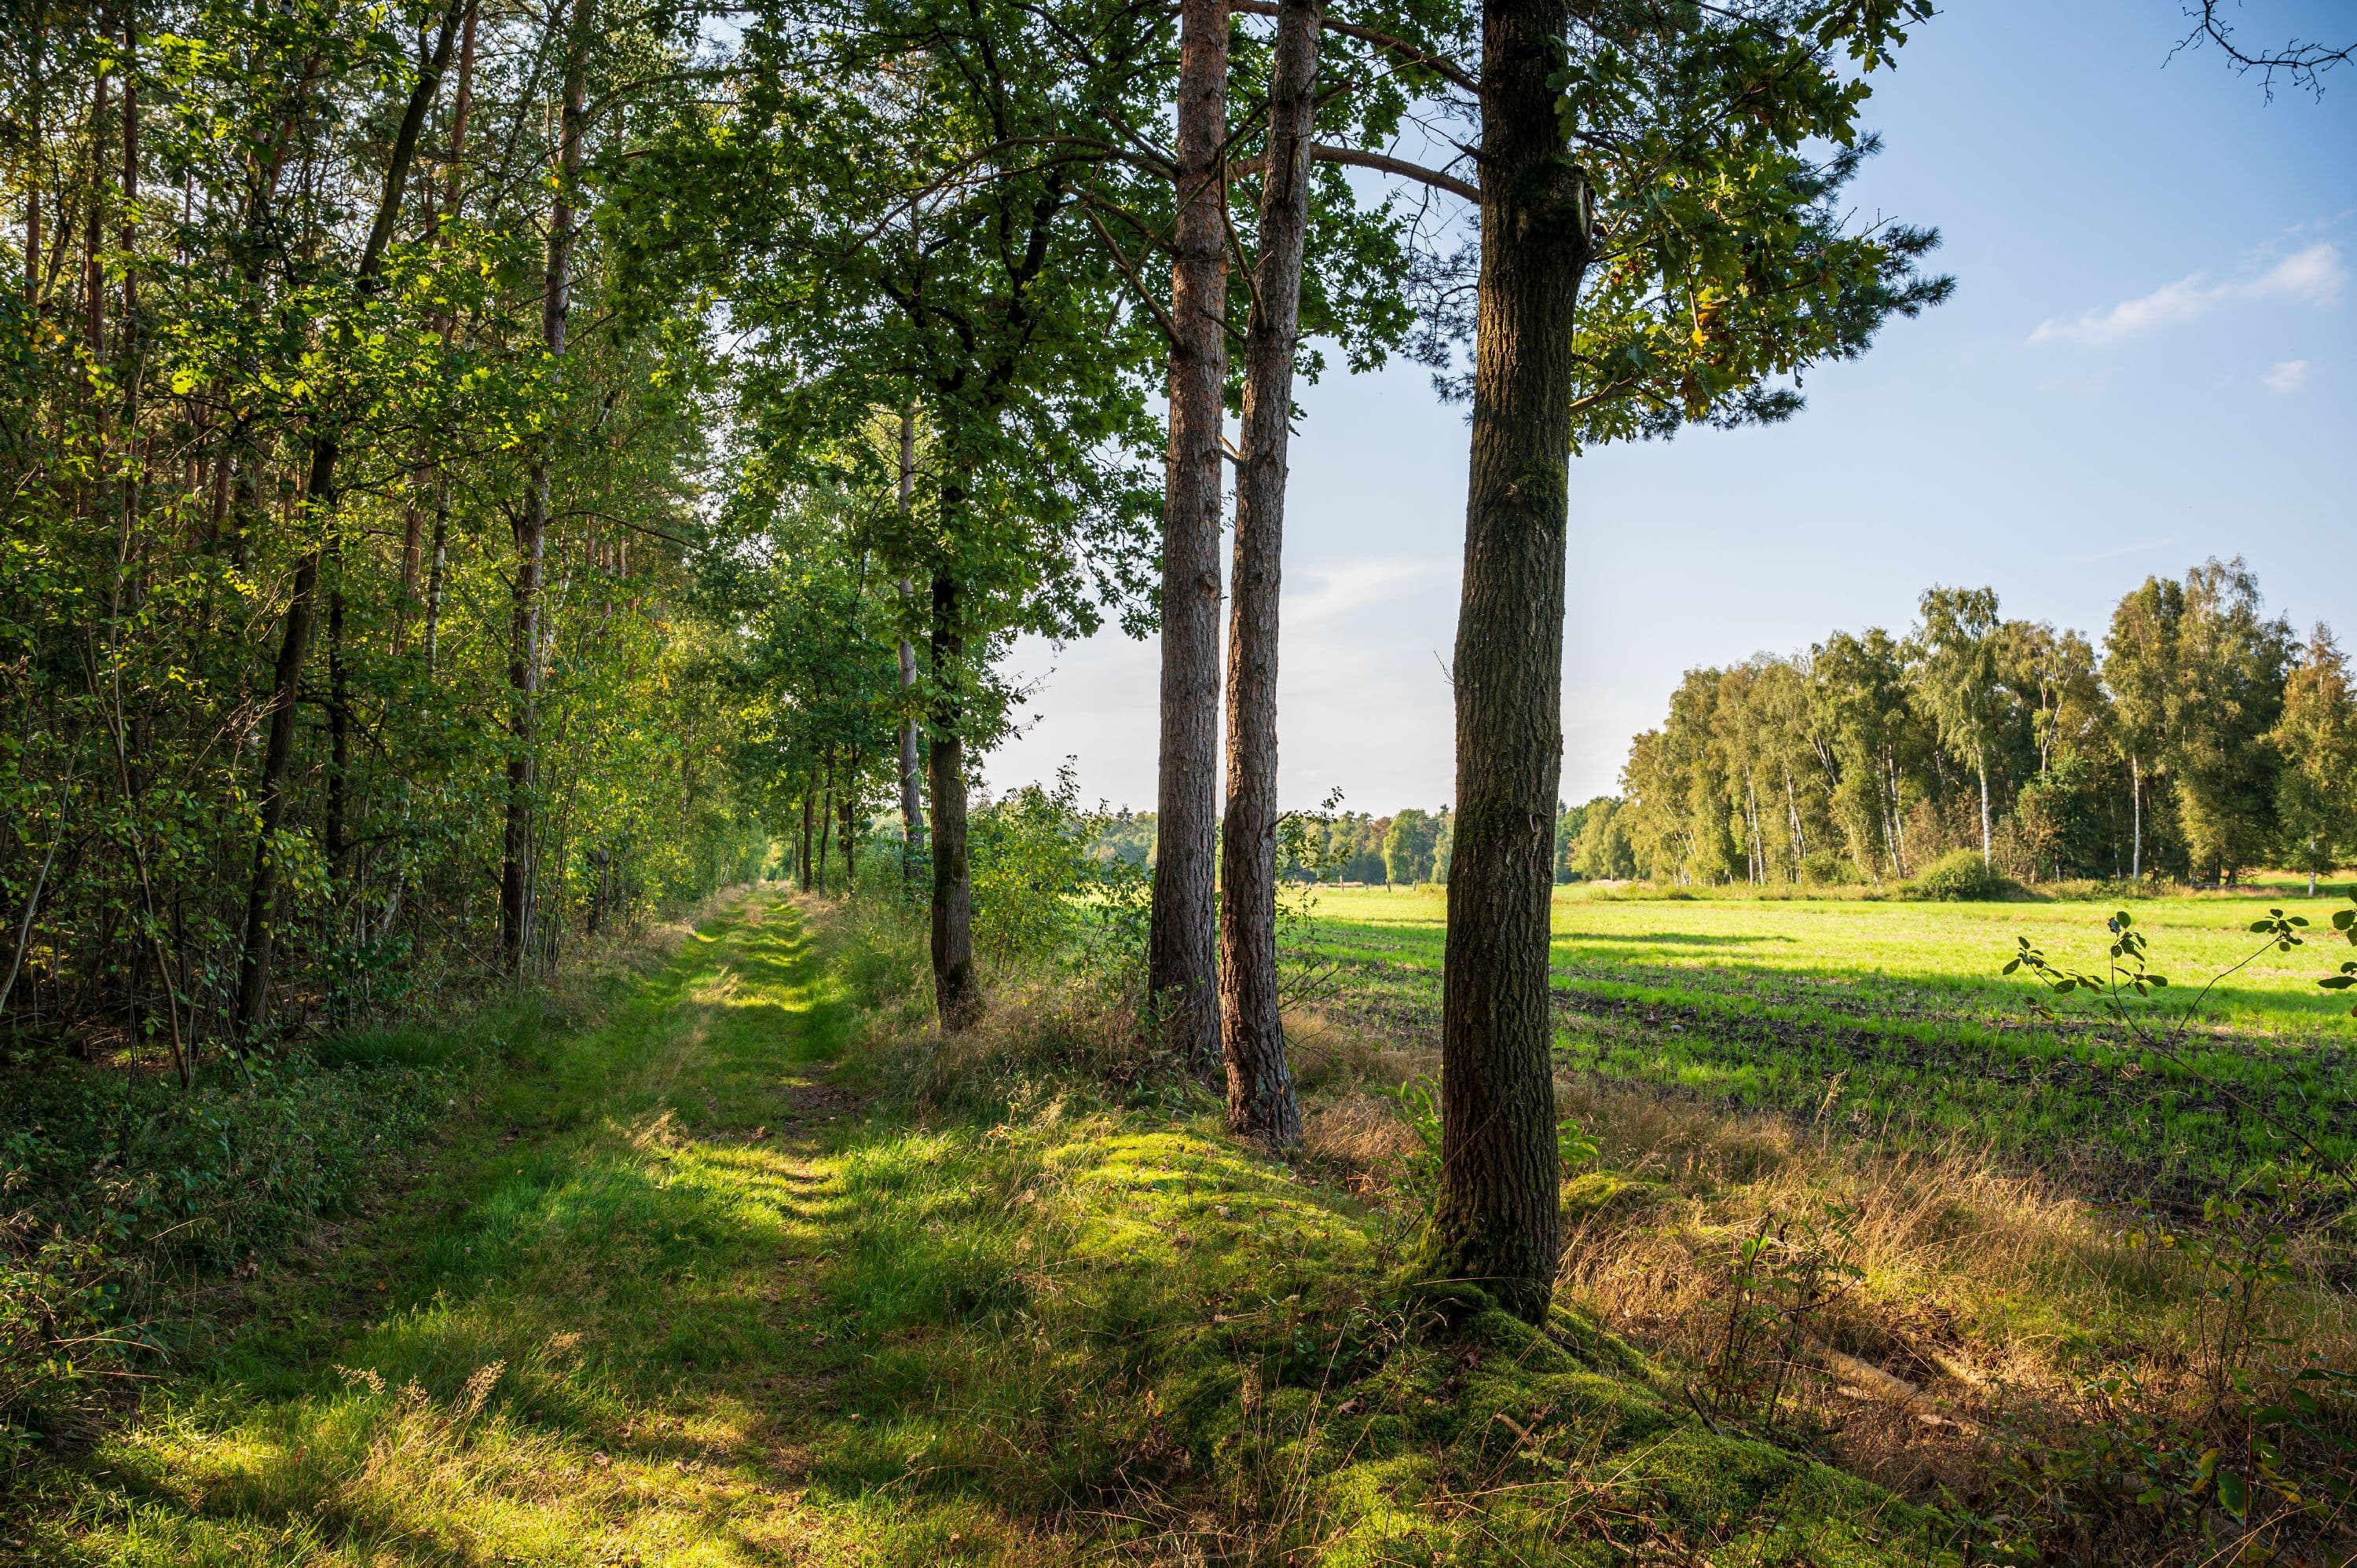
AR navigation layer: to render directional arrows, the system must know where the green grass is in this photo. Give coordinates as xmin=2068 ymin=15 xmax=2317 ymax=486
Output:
xmin=7 ymin=892 xmax=1956 ymax=1566
xmin=1303 ymin=885 xmax=2357 ymax=1197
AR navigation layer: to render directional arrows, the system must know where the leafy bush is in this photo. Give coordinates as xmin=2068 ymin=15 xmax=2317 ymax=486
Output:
xmin=969 ymin=765 xmax=1149 ymax=969
xmin=1908 ymin=848 xmax=2022 ymax=901
xmin=1 ymin=1047 xmax=457 ymax=1456
xmin=1801 ymin=848 xmax=1864 ymax=886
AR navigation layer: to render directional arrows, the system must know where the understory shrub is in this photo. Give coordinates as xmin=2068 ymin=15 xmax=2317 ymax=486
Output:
xmin=1908 ymin=848 xmax=2023 ymax=901
xmin=0 ymin=1042 xmax=460 ymax=1460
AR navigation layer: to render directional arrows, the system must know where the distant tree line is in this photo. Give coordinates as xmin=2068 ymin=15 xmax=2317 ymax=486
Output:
xmin=1600 ymin=559 xmax=2355 ymax=891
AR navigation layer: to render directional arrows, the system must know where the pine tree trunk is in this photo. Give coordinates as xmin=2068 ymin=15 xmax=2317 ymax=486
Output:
xmin=1428 ymin=0 xmax=1589 ymax=1324
xmin=929 ymin=570 xmax=978 ymax=1028
xmin=1149 ymin=0 xmax=1229 ymax=1076
xmin=800 ymin=788 xmax=814 ymax=892
xmin=502 ymin=0 xmax=589 ymax=972
xmin=1217 ymin=0 xmax=1318 ymax=1149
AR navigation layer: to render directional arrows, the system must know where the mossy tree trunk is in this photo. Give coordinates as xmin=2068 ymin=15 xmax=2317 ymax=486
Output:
xmin=1429 ymin=0 xmax=1592 ymax=1323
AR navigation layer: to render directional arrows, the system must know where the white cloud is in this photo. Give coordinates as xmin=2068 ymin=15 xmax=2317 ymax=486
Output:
xmin=1282 ymin=558 xmax=1446 ymax=625
xmin=2030 ymin=243 xmax=2346 ymax=347
xmin=2263 ymin=358 xmax=2311 ymax=394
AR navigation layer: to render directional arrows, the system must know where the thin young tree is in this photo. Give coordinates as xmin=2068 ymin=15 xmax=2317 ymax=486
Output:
xmin=503 ymin=0 xmax=596 ymax=973
xmin=236 ymin=0 xmax=467 ymax=1041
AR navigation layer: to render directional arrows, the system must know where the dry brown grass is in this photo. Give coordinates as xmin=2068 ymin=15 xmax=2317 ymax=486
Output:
xmin=1261 ymin=1003 xmax=2357 ymax=1519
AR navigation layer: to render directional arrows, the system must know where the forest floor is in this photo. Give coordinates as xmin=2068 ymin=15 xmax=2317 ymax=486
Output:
xmin=9 ymin=889 xmax=1959 ymax=1566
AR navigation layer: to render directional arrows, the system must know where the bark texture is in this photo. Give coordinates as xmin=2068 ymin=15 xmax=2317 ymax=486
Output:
xmin=1149 ymin=0 xmax=1229 ymax=1075
xmin=929 ymin=572 xmax=978 ymax=1028
xmin=1429 ymin=0 xmax=1590 ymax=1322
xmin=1217 ymin=0 xmax=1319 ymax=1148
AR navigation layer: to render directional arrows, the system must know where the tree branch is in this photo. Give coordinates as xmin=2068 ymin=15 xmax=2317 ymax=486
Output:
xmin=2172 ymin=0 xmax=2352 ymax=99
xmin=1232 ymin=143 xmax=1479 ymax=202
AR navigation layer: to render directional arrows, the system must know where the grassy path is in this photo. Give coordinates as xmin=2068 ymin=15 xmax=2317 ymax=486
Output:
xmin=17 ymin=892 xmax=1952 ymax=1566
xmin=31 ymin=894 xmax=874 ymax=1562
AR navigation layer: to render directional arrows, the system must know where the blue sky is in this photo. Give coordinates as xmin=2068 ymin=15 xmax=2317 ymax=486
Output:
xmin=987 ymin=0 xmax=2357 ymax=813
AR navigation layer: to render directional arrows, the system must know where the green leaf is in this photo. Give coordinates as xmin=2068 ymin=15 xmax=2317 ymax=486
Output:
xmin=2216 ymin=1468 xmax=2249 ymax=1521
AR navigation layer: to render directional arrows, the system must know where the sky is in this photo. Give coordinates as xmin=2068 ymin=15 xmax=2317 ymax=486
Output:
xmin=983 ymin=0 xmax=2357 ymax=815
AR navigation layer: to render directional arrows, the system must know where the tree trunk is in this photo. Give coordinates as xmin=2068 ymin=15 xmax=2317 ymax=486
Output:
xmin=1149 ymin=0 xmax=1229 ymax=1076
xmin=234 ymin=450 xmax=327 ymax=1042
xmin=2130 ymin=753 xmax=2142 ymax=881
xmin=841 ymin=785 xmax=858 ymax=892
xmin=1428 ymin=0 xmax=1589 ymax=1324
xmin=118 ymin=2 xmax=135 ymax=322
xmin=396 ymin=469 xmax=426 ymax=650
xmin=1217 ymin=0 xmax=1318 ymax=1149
xmin=423 ymin=477 xmax=449 ymax=671
xmin=502 ymin=0 xmax=590 ymax=973
xmin=407 ymin=0 xmax=475 ymax=665
xmin=84 ymin=68 xmax=107 ymax=350
xmin=20 ymin=23 xmax=37 ymax=304
xmin=817 ymin=771 xmax=834 ymax=892
xmin=896 ymin=405 xmax=926 ymax=880
xmin=1977 ymin=751 xmax=1992 ymax=866
xmin=800 ymin=787 xmax=814 ymax=892
xmin=324 ymin=546 xmax=349 ymax=885
xmin=235 ymin=0 xmax=461 ymax=1041
xmin=929 ymin=571 xmax=978 ymax=1028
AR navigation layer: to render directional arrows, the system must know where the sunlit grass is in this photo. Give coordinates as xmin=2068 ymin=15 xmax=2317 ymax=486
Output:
xmin=1301 ymin=885 xmax=2357 ymax=1193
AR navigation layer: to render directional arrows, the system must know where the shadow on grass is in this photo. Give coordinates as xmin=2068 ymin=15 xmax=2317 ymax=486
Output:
xmin=26 ymin=892 xmax=1956 ymax=1566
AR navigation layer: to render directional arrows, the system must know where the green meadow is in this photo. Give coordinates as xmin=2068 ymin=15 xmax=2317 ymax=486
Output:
xmin=1306 ymin=885 xmax=2357 ymax=1196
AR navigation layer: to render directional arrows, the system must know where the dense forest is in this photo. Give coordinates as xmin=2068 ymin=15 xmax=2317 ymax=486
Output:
xmin=0 ymin=0 xmax=771 ymax=1072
